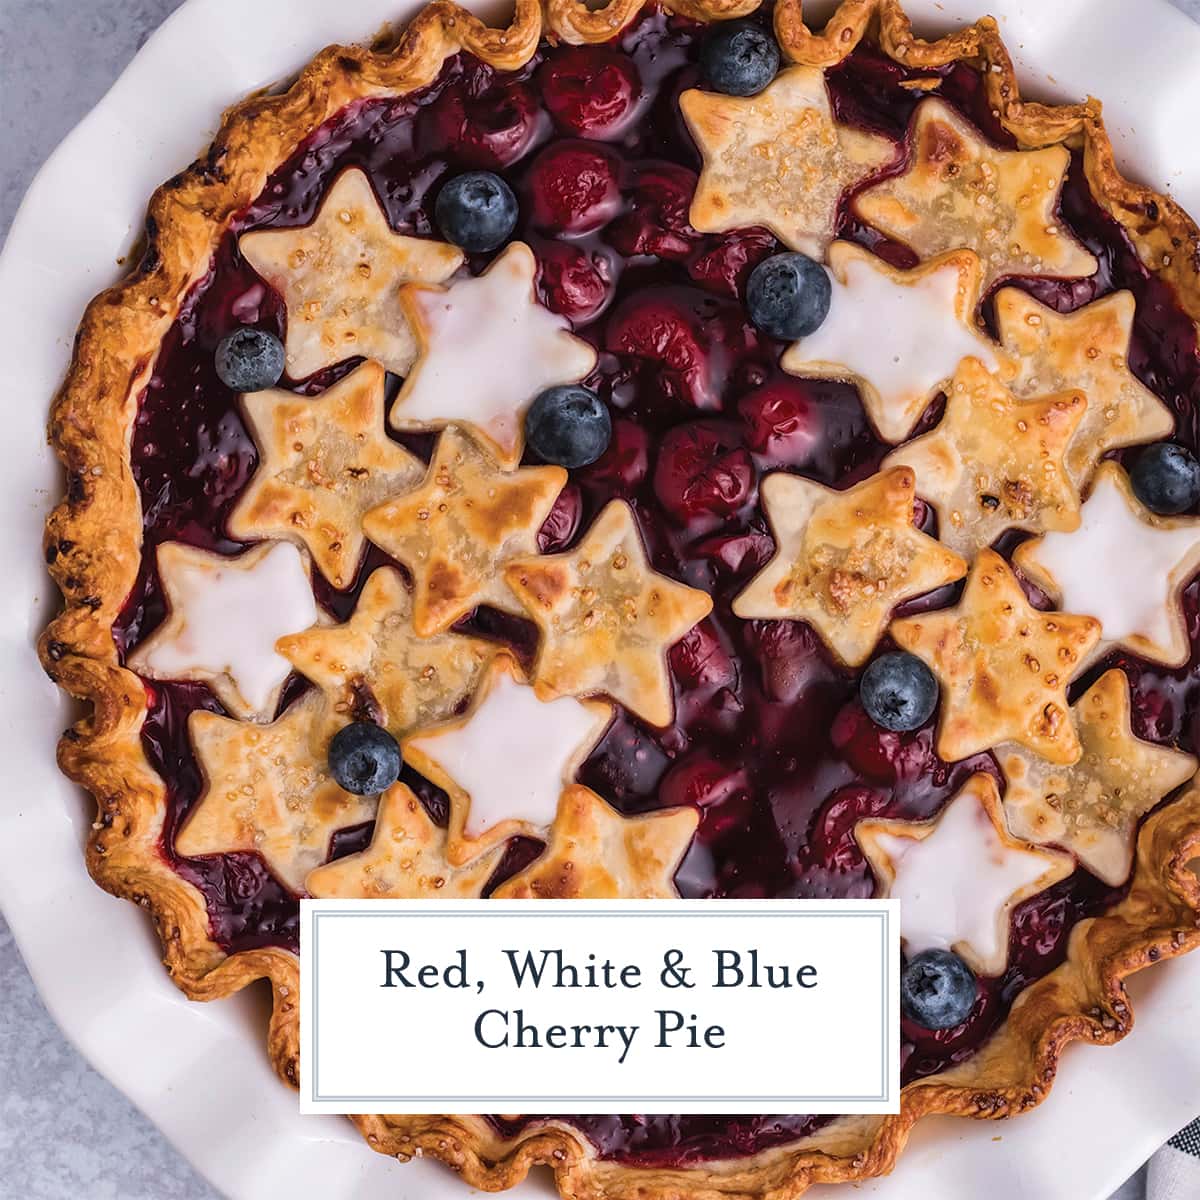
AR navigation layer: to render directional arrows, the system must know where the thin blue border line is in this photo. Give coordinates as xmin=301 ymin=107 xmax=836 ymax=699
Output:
xmin=314 ymin=909 xmax=883 ymax=917
xmin=309 ymin=907 xmax=893 ymax=1106
xmin=313 ymin=1095 xmax=888 ymax=1102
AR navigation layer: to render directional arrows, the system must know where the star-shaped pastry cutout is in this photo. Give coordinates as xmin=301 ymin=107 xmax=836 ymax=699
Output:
xmin=998 ymin=669 xmax=1196 ymax=887
xmin=995 ymin=288 xmax=1174 ymax=490
xmin=402 ymin=654 xmax=613 ymax=866
xmin=680 ymin=68 xmax=895 ymax=259
xmin=782 ymin=243 xmax=1003 ymax=443
xmin=494 ymin=786 xmax=698 ymax=899
xmin=276 ymin=566 xmax=495 ymax=738
xmin=504 ymin=500 xmax=714 ymax=727
xmin=883 ymin=356 xmax=1086 ymax=557
xmin=856 ymin=773 xmax=1073 ymax=976
xmin=1014 ymin=463 xmax=1200 ymax=667
xmin=361 ymin=427 xmax=566 ymax=636
xmin=305 ymin=783 xmax=507 ymax=899
xmin=890 ymin=549 xmax=1101 ymax=764
xmin=239 ymin=167 xmax=463 ymax=380
xmin=128 ymin=540 xmax=317 ymax=722
xmin=229 ymin=359 xmax=423 ymax=589
xmin=175 ymin=692 xmax=376 ymax=895
xmin=855 ymin=98 xmax=1097 ymax=290
xmin=390 ymin=242 xmax=597 ymax=468
xmin=732 ymin=467 xmax=967 ymax=667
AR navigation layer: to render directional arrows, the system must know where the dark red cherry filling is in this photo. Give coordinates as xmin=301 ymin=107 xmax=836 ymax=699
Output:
xmin=605 ymin=286 xmax=759 ymax=412
xmin=654 ymin=419 xmax=756 ymax=541
xmin=111 ymin=3 xmax=1200 ymax=1169
xmin=737 ymin=376 xmax=821 ymax=466
xmin=527 ymin=139 xmax=624 ymax=234
xmin=532 ymin=237 xmax=617 ymax=323
xmin=607 ymin=161 xmax=701 ymax=260
xmin=539 ymin=45 xmax=643 ymax=139
xmin=417 ymin=74 xmax=545 ymax=168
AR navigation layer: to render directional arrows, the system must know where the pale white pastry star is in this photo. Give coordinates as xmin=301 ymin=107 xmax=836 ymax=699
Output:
xmin=782 ymin=242 xmax=1003 ymax=443
xmin=855 ymin=773 xmax=1073 ymax=976
xmin=127 ymin=540 xmax=317 ymax=722
xmin=402 ymin=654 xmax=613 ymax=866
xmin=1014 ymin=462 xmax=1200 ymax=667
xmin=239 ymin=167 xmax=463 ymax=379
xmin=390 ymin=242 xmax=597 ymax=468
xmin=680 ymin=67 xmax=895 ymax=259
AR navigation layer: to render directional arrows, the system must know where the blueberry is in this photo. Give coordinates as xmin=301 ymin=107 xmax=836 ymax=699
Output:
xmin=700 ymin=21 xmax=780 ymax=97
xmin=900 ymin=949 xmax=978 ymax=1030
xmin=860 ymin=651 xmax=938 ymax=732
xmin=214 ymin=327 xmax=285 ymax=392
xmin=525 ymin=385 xmax=612 ymax=469
xmin=328 ymin=722 xmax=401 ymax=795
xmin=746 ymin=252 xmax=832 ymax=341
xmin=1130 ymin=443 xmax=1200 ymax=515
xmin=435 ymin=171 xmax=519 ymax=253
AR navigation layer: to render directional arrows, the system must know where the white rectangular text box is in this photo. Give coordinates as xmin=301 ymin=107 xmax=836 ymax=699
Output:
xmin=300 ymin=899 xmax=899 ymax=1115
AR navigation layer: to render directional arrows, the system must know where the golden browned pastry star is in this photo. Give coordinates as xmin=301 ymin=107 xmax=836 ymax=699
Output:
xmin=176 ymin=692 xmax=375 ymax=895
xmin=855 ymin=98 xmax=1097 ymax=290
xmin=305 ymin=783 xmax=506 ymax=899
xmin=494 ymin=785 xmax=698 ymax=899
xmin=994 ymin=288 xmax=1174 ymax=490
xmin=239 ymin=167 xmax=463 ymax=380
xmin=679 ymin=67 xmax=896 ymax=259
xmin=276 ymin=566 xmax=495 ymax=739
xmin=883 ymin=356 xmax=1086 ymax=558
xmin=732 ymin=467 xmax=967 ymax=667
xmin=402 ymin=654 xmax=613 ymax=866
xmin=998 ymin=669 xmax=1196 ymax=887
xmin=856 ymin=773 xmax=1074 ymax=976
xmin=361 ymin=426 xmax=566 ymax=636
xmin=890 ymin=549 xmax=1101 ymax=764
xmin=782 ymin=242 xmax=1004 ymax=444
xmin=229 ymin=359 xmax=423 ymax=589
xmin=504 ymin=500 xmax=714 ymax=727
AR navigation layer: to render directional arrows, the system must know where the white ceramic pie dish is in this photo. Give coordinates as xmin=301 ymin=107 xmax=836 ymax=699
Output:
xmin=1 ymin=0 xmax=1198 ymax=1197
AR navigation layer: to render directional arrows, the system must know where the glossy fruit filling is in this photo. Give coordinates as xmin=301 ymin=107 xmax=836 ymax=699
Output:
xmin=113 ymin=3 xmax=1200 ymax=1167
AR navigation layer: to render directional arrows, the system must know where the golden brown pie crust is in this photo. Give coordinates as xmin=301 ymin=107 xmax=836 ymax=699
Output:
xmin=38 ymin=0 xmax=1200 ymax=1196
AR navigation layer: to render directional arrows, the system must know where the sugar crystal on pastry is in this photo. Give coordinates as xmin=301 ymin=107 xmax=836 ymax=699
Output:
xmin=239 ymin=167 xmax=463 ymax=380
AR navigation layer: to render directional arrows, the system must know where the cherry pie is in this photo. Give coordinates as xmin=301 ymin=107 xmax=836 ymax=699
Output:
xmin=40 ymin=0 xmax=1200 ymax=1195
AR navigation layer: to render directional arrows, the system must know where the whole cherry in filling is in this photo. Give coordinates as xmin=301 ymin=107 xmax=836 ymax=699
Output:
xmin=539 ymin=44 xmax=642 ymax=138
xmin=526 ymin=140 xmax=624 ymax=235
xmin=115 ymin=3 xmax=1200 ymax=1169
